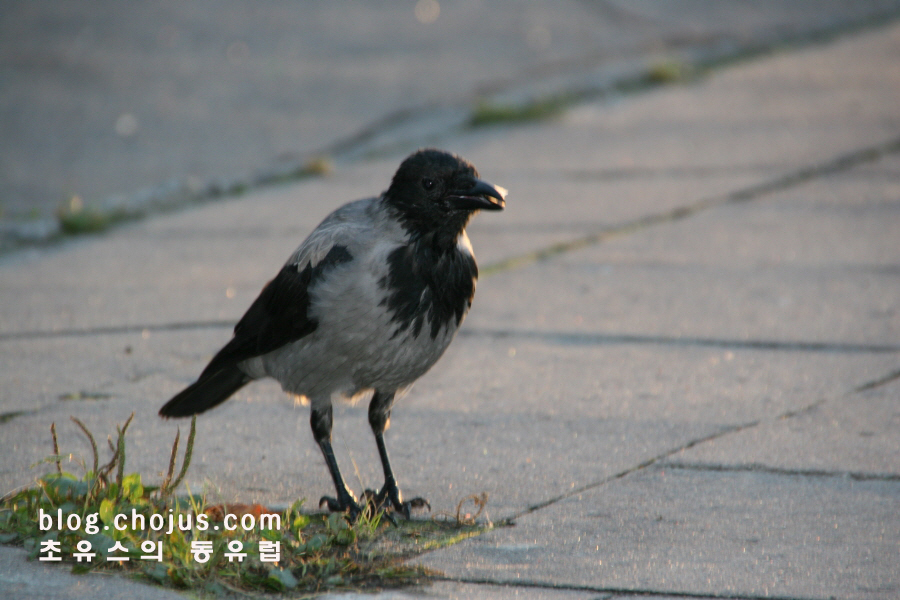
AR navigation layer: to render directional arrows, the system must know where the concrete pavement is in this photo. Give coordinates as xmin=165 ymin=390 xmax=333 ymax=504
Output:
xmin=4 ymin=0 xmax=900 ymax=249
xmin=2 ymin=17 xmax=900 ymax=600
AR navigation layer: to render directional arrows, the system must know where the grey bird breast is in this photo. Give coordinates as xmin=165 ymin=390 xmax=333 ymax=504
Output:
xmin=240 ymin=198 xmax=474 ymax=406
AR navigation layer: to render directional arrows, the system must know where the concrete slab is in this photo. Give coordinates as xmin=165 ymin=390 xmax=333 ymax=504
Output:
xmin=422 ymin=335 xmax=900 ymax=425
xmin=0 ymin=174 xmax=377 ymax=335
xmin=470 ymin=258 xmax=900 ymax=347
xmin=0 ymin=152 xmax=765 ymax=337
xmin=5 ymin=21 xmax=900 ymax=338
xmin=465 ymin=170 xmax=766 ymax=268
xmin=467 ymin=160 xmax=900 ymax=347
xmin=0 ymin=328 xmax=705 ymax=516
xmin=2 ymin=16 xmax=900 ymax=600
xmin=560 ymin=165 xmax=900 ymax=270
xmin=460 ymin=21 xmax=900 ymax=175
xmin=6 ymin=0 xmax=900 ymax=224
xmin=413 ymin=467 xmax=900 ymax=600
xmin=2 ymin=329 xmax=895 ymax=517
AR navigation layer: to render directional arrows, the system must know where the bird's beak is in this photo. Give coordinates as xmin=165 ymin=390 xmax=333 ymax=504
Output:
xmin=446 ymin=178 xmax=507 ymax=211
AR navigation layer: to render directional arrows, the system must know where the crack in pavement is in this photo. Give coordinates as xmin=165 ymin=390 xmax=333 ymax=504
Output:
xmin=854 ymin=366 xmax=900 ymax=392
xmin=0 ymin=320 xmax=234 ymax=342
xmin=0 ymin=410 xmax=37 ymax=424
xmin=500 ymin=364 xmax=900 ymax=525
xmin=4 ymin=321 xmax=898 ymax=359
xmin=565 ymin=163 xmax=781 ymax=181
xmin=438 ymin=575 xmax=833 ymax=600
xmin=502 ymin=420 xmax=760 ymax=525
xmin=461 ymin=329 xmax=900 ymax=354
xmin=657 ymin=461 xmax=900 ymax=482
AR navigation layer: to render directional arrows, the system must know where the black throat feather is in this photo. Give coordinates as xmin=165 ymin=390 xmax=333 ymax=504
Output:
xmin=379 ymin=230 xmax=478 ymax=340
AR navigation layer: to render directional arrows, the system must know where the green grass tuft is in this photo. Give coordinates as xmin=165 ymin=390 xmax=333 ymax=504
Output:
xmin=645 ymin=58 xmax=696 ymax=83
xmin=0 ymin=415 xmax=489 ymax=594
xmin=299 ymin=156 xmax=333 ymax=177
xmin=469 ymin=95 xmax=571 ymax=127
xmin=56 ymin=195 xmax=131 ymax=236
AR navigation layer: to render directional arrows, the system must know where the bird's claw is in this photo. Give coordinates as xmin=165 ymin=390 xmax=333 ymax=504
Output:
xmin=365 ymin=484 xmax=431 ymax=520
xmin=320 ymin=483 xmax=430 ymax=524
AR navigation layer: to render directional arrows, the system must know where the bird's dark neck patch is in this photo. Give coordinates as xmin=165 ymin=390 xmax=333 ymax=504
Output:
xmin=379 ymin=235 xmax=477 ymax=340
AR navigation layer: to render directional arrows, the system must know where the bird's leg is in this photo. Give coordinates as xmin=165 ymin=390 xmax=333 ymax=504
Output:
xmin=312 ymin=405 xmax=362 ymax=520
xmin=367 ymin=391 xmax=430 ymax=519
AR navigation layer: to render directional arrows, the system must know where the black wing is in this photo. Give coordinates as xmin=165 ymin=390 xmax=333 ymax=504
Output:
xmin=159 ymin=261 xmax=319 ymax=417
xmin=199 ymin=245 xmax=353 ymax=378
xmin=160 ymin=242 xmax=354 ymax=418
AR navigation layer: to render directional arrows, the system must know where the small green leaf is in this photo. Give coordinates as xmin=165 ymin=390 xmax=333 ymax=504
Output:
xmin=99 ymin=498 xmax=116 ymax=525
xmin=292 ymin=514 xmax=310 ymax=531
xmin=122 ymin=473 xmax=143 ymax=502
xmin=335 ymin=527 xmax=356 ymax=546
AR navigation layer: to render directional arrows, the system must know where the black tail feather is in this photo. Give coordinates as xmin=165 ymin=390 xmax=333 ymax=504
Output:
xmin=159 ymin=365 xmax=250 ymax=417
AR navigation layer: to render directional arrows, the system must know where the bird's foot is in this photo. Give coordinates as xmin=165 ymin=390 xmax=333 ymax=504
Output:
xmin=364 ymin=481 xmax=430 ymax=520
xmin=319 ymin=491 xmax=364 ymax=522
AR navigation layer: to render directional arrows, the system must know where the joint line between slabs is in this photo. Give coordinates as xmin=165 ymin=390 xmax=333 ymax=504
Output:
xmin=506 ymin=363 xmax=898 ymax=522
xmin=854 ymin=366 xmax=900 ymax=392
xmin=438 ymin=575 xmax=831 ymax=600
xmin=658 ymin=462 xmax=900 ymax=482
xmin=481 ymin=135 xmax=900 ymax=277
xmin=0 ymin=320 xmax=233 ymax=342
xmin=503 ymin=420 xmax=759 ymax=523
xmin=461 ymin=328 xmax=900 ymax=355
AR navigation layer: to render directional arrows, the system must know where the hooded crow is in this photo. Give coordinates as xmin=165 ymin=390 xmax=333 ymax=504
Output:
xmin=160 ymin=148 xmax=506 ymax=519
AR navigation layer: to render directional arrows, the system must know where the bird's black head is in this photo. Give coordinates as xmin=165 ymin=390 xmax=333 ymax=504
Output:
xmin=384 ymin=149 xmax=506 ymax=243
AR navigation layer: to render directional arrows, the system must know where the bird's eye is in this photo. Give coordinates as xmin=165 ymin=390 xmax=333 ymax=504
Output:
xmin=421 ymin=178 xmax=436 ymax=191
